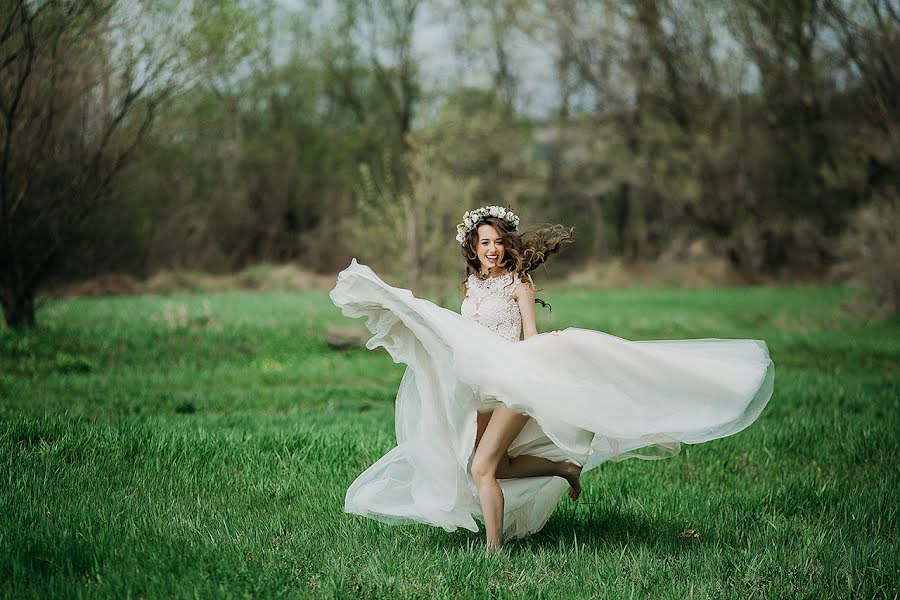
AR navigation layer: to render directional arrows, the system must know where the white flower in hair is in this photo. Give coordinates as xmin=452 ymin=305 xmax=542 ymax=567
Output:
xmin=454 ymin=205 xmax=520 ymax=246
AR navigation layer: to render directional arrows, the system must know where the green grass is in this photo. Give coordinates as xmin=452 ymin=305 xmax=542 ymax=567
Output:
xmin=1 ymin=284 xmax=898 ymax=598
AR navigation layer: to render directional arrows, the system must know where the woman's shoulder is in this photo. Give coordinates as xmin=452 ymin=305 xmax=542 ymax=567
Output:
xmin=509 ymin=270 xmax=535 ymax=295
xmin=510 ymin=270 xmax=534 ymax=284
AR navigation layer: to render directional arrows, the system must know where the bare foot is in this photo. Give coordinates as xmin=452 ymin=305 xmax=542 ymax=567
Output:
xmin=562 ymin=461 xmax=583 ymax=501
xmin=484 ymin=542 xmax=504 ymax=556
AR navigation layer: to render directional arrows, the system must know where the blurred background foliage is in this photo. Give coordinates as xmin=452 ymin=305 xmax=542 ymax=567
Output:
xmin=2 ymin=0 xmax=899 ymax=327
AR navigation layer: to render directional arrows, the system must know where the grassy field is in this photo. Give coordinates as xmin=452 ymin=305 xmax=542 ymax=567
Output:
xmin=1 ymin=281 xmax=898 ymax=598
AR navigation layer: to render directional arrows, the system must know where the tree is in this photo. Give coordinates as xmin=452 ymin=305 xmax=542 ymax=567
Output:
xmin=0 ymin=0 xmax=256 ymax=327
xmin=346 ymin=135 xmax=478 ymax=295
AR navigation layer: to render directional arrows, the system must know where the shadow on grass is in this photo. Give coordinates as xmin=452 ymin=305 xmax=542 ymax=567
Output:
xmin=418 ymin=503 xmax=726 ymax=556
xmin=525 ymin=505 xmax=719 ymax=553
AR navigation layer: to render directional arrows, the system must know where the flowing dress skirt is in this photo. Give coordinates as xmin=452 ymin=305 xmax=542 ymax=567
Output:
xmin=330 ymin=259 xmax=775 ymax=540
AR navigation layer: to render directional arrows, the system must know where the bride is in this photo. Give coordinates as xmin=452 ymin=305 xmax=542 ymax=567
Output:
xmin=329 ymin=205 xmax=774 ymax=553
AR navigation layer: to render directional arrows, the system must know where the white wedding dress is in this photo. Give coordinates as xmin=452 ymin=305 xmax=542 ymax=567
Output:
xmin=330 ymin=259 xmax=774 ymax=540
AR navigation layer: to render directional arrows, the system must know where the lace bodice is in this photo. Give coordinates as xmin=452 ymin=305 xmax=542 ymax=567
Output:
xmin=461 ymin=271 xmax=530 ymax=342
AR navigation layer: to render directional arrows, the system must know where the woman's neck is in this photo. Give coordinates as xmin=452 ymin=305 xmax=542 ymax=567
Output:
xmin=479 ymin=266 xmax=507 ymax=279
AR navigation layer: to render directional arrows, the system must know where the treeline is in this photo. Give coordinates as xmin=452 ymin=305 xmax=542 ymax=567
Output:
xmin=2 ymin=0 xmax=898 ymax=326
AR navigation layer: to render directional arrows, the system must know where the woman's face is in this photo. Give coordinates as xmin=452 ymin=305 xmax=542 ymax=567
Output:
xmin=475 ymin=223 xmax=505 ymax=272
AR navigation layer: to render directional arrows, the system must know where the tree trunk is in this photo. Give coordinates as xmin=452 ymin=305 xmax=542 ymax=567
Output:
xmin=589 ymin=199 xmax=605 ymax=261
xmin=1 ymin=285 xmax=36 ymax=328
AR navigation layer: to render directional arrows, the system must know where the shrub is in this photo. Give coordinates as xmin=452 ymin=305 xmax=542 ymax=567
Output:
xmin=835 ymin=190 xmax=900 ymax=318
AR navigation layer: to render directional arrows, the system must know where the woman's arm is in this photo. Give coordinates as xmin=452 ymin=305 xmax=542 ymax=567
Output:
xmin=513 ymin=276 xmax=538 ymax=339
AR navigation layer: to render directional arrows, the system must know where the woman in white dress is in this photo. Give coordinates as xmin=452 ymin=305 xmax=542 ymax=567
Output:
xmin=329 ymin=206 xmax=774 ymax=553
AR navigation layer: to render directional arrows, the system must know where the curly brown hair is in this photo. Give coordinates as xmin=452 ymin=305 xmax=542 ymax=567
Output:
xmin=458 ymin=215 xmax=574 ymax=310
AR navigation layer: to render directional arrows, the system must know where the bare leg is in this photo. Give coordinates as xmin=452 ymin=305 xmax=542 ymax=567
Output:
xmin=474 ymin=411 xmax=583 ymax=500
xmin=496 ymin=455 xmax=583 ymax=501
xmin=470 ymin=407 xmax=530 ymax=552
xmin=475 ymin=411 xmax=492 ymax=446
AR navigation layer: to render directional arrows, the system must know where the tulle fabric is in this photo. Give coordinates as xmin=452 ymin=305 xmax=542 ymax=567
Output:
xmin=330 ymin=259 xmax=775 ymax=540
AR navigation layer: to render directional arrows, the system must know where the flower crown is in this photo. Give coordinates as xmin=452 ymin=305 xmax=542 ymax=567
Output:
xmin=455 ymin=205 xmax=520 ymax=245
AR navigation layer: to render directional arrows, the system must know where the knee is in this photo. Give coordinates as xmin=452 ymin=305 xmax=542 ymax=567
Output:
xmin=470 ymin=453 xmax=498 ymax=482
xmin=494 ymin=454 xmax=512 ymax=479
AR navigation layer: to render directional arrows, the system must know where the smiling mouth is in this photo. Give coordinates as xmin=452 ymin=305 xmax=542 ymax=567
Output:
xmin=486 ymin=255 xmax=498 ymax=262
